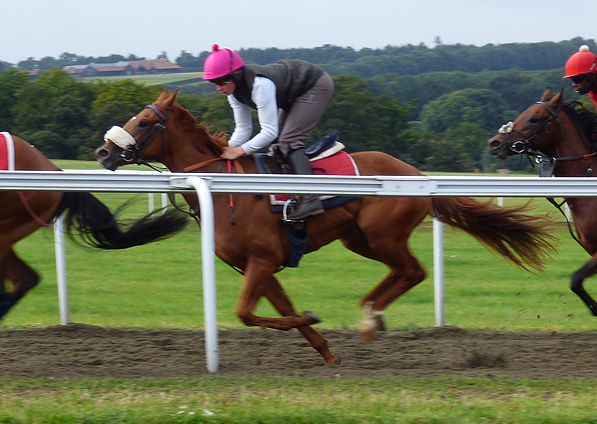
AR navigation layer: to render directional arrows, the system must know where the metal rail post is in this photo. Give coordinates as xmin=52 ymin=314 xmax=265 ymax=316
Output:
xmin=53 ymin=215 xmax=70 ymax=325
xmin=186 ymin=177 xmax=219 ymax=373
xmin=433 ymin=218 xmax=445 ymax=326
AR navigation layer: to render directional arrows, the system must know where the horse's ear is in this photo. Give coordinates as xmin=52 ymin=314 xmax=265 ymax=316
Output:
xmin=550 ymin=89 xmax=565 ymax=107
xmin=157 ymin=89 xmax=169 ymax=101
xmin=540 ymin=87 xmax=553 ymax=101
xmin=158 ymin=90 xmax=179 ymax=109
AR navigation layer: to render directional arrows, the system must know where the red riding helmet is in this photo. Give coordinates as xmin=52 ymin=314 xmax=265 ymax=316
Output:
xmin=202 ymin=44 xmax=245 ymax=81
xmin=563 ymin=45 xmax=597 ymax=78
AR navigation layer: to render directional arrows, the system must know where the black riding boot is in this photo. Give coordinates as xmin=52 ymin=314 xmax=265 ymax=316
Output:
xmin=286 ymin=148 xmax=324 ymax=220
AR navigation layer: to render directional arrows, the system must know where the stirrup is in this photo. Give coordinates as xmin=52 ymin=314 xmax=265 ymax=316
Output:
xmin=282 ymin=199 xmax=303 ymax=224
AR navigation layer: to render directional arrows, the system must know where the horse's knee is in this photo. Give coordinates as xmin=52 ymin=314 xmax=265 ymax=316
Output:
xmin=12 ymin=272 xmax=40 ymax=298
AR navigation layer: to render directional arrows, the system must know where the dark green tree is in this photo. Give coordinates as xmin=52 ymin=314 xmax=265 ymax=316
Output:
xmin=0 ymin=68 xmax=28 ymax=132
xmin=445 ymin=122 xmax=492 ymax=171
xmin=82 ymin=80 xmax=164 ymax=158
xmin=12 ymin=70 xmax=95 ymax=159
xmin=420 ymin=88 xmax=513 ymax=133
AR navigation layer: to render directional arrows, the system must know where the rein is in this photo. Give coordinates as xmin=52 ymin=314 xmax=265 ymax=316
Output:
xmin=166 ymin=158 xmax=245 ymax=225
xmin=19 ymin=192 xmax=52 ymax=227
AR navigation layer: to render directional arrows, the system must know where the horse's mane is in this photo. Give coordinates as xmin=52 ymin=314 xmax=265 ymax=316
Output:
xmin=560 ymin=100 xmax=597 ymax=146
xmin=171 ymin=103 xmax=228 ymax=155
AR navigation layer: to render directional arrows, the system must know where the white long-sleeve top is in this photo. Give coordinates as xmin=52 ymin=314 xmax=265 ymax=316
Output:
xmin=227 ymin=76 xmax=279 ymax=154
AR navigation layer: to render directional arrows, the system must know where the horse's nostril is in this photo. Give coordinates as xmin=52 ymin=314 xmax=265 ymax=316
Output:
xmin=98 ymin=149 xmax=109 ymax=158
xmin=490 ymin=140 xmax=501 ymax=148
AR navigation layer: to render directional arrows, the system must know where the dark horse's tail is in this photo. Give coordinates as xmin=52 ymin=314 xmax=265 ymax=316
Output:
xmin=431 ymin=197 xmax=556 ymax=271
xmin=54 ymin=192 xmax=188 ymax=249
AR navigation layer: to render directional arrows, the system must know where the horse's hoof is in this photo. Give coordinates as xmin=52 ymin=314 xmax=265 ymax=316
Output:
xmin=326 ymin=354 xmax=343 ymax=366
xmin=303 ymin=311 xmax=321 ymax=325
xmin=358 ymin=324 xmax=378 ymax=342
xmin=359 ymin=302 xmax=384 ymax=341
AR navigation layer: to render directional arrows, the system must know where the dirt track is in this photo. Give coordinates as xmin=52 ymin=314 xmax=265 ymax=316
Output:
xmin=1 ymin=324 xmax=596 ymax=380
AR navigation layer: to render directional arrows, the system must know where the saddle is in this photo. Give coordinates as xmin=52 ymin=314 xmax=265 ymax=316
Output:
xmin=253 ymin=134 xmax=361 ymax=212
xmin=253 ymin=134 xmax=361 ymax=268
xmin=257 ymin=134 xmax=346 ymax=175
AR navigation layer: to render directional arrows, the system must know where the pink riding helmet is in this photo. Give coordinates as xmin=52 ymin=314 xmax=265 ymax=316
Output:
xmin=202 ymin=44 xmax=245 ymax=80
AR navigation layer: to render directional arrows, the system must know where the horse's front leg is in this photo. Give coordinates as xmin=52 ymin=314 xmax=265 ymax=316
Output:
xmin=0 ymin=249 xmax=40 ymax=319
xmin=571 ymin=255 xmax=597 ymax=316
xmin=262 ymin=275 xmax=341 ymax=365
xmin=235 ymin=260 xmax=320 ymax=330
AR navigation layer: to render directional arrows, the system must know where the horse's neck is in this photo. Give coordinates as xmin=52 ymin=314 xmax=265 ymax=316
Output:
xmin=162 ymin=127 xmax=221 ymax=172
xmin=552 ymin=115 xmax=594 ymax=177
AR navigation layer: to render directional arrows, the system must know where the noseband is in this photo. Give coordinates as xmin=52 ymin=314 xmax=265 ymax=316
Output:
xmin=120 ymin=104 xmax=170 ymax=167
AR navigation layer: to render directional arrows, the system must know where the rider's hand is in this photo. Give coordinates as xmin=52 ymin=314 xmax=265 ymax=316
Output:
xmin=221 ymin=146 xmax=245 ymax=160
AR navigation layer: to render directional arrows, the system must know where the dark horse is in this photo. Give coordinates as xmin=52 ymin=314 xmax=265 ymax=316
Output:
xmin=96 ymin=90 xmax=554 ymax=364
xmin=0 ymin=132 xmax=188 ymax=320
xmin=489 ymin=87 xmax=597 ymax=316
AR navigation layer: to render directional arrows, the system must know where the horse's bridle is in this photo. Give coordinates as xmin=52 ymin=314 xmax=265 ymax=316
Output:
xmin=498 ymin=100 xmax=597 ymax=248
xmin=499 ymin=100 xmax=597 ymax=177
xmin=500 ymin=101 xmax=562 ymax=158
xmin=120 ymin=104 xmax=170 ymax=169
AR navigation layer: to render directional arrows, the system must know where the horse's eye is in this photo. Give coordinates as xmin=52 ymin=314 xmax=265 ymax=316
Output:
xmin=138 ymin=120 xmax=149 ymax=128
xmin=528 ymin=116 xmax=540 ymax=124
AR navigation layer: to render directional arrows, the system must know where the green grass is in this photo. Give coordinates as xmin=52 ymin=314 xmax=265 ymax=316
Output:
xmin=1 ymin=377 xmax=597 ymax=423
xmin=3 ymin=161 xmax=595 ymax=423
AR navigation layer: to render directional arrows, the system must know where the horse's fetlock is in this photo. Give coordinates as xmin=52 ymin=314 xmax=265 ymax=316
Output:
xmin=571 ymin=273 xmax=585 ymax=294
xmin=236 ymin=311 xmax=254 ymax=327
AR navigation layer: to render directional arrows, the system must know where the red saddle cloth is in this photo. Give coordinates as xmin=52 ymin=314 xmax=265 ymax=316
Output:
xmin=271 ymin=150 xmax=360 ymax=205
xmin=0 ymin=132 xmax=15 ymax=171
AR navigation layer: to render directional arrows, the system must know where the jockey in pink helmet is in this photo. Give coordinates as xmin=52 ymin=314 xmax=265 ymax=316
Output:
xmin=203 ymin=44 xmax=335 ymax=220
xmin=563 ymin=45 xmax=597 ymax=107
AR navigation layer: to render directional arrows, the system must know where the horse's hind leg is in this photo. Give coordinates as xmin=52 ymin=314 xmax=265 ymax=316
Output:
xmin=342 ymin=232 xmax=426 ymax=341
xmin=262 ymin=275 xmax=341 ymax=365
xmin=0 ymin=249 xmax=40 ymax=319
xmin=571 ymin=255 xmax=597 ymax=316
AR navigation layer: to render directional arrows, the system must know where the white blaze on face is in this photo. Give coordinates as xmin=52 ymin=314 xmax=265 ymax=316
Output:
xmin=104 ymin=126 xmax=136 ymax=149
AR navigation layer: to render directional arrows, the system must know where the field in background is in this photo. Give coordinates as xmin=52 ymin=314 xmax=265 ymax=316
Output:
xmin=79 ymin=71 xmax=204 ymax=85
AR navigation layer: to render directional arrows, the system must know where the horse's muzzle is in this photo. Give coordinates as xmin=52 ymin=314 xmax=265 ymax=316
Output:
xmin=488 ymin=136 xmax=511 ymax=160
xmin=95 ymin=145 xmax=124 ymax=171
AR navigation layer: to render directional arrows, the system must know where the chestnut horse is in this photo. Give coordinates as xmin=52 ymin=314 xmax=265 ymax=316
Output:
xmin=96 ymin=90 xmax=554 ymax=365
xmin=0 ymin=132 xmax=188 ymax=320
xmin=489 ymin=87 xmax=597 ymax=316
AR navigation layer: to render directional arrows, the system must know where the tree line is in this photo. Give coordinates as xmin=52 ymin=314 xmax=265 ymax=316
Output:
xmin=8 ymin=37 xmax=594 ymax=77
xmin=2 ymin=38 xmax=595 ymax=172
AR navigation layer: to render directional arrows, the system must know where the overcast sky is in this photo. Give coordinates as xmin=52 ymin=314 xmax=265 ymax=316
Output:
xmin=1 ymin=0 xmax=595 ymax=64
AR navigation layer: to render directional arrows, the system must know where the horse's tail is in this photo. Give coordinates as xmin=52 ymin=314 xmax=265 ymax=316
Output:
xmin=54 ymin=192 xmax=188 ymax=249
xmin=431 ymin=197 xmax=556 ymax=271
